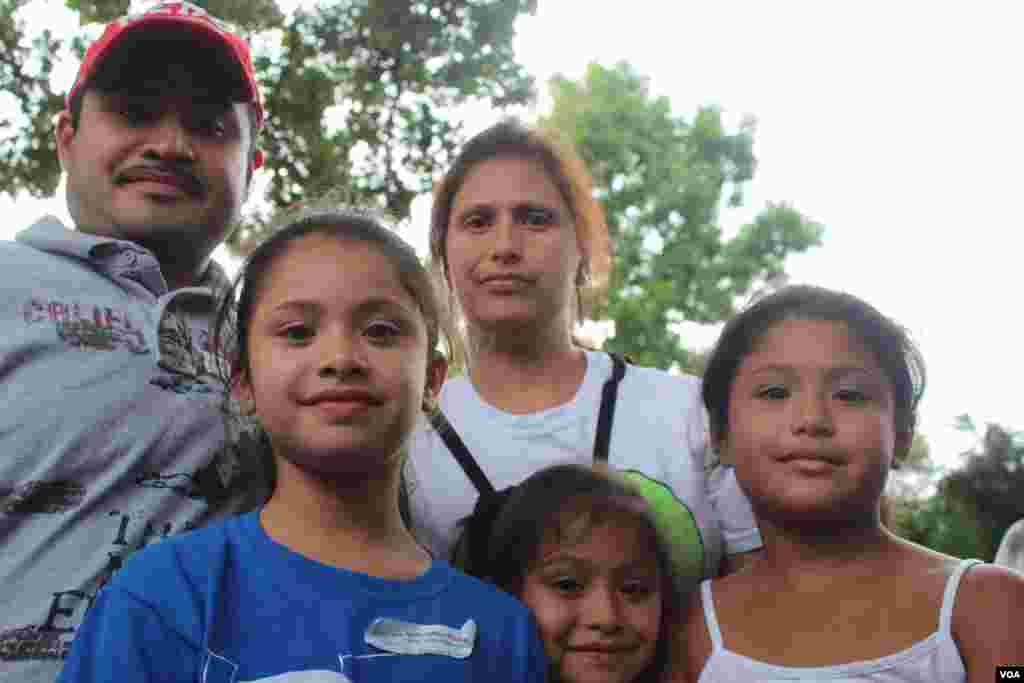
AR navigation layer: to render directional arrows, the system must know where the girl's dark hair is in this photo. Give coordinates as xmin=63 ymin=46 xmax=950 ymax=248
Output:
xmin=429 ymin=118 xmax=612 ymax=362
xmin=452 ymin=464 xmax=680 ymax=683
xmin=702 ymin=285 xmax=926 ymax=460
xmin=213 ymin=202 xmax=452 ymax=521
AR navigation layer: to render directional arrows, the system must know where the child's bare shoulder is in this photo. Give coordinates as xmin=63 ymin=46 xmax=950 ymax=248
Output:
xmin=952 ymin=562 xmax=1024 ymax=665
xmin=955 ymin=562 xmax=1024 ymax=608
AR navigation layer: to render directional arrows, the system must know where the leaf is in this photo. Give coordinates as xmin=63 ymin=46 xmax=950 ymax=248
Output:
xmin=2 ymin=0 xmax=536 ymax=235
xmin=954 ymin=413 xmax=977 ymax=434
xmin=542 ymin=61 xmax=823 ymax=369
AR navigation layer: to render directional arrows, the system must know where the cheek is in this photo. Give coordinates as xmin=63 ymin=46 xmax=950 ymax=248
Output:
xmin=721 ymin=404 xmax=771 ymax=464
xmin=207 ymin=146 xmax=249 ymax=195
xmin=445 ymin=233 xmax=472 ymax=270
xmin=226 ymin=156 xmax=250 ymax=199
xmin=520 ymin=583 xmax=571 ymax=645
xmin=853 ymin=414 xmax=898 ymax=463
xmin=248 ymin=345 xmax=296 ymax=397
xmin=636 ymin=599 xmax=663 ymax=642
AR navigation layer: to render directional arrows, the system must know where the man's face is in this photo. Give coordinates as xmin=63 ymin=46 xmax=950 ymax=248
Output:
xmin=56 ymin=37 xmax=253 ymax=269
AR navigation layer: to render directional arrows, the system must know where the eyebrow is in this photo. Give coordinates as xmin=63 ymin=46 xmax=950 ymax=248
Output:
xmin=745 ymin=364 xmax=881 ymax=381
xmin=456 ymin=201 xmax=562 ymax=216
xmin=533 ymin=554 xmax=660 ymax=574
xmin=268 ymin=297 xmax=418 ymax=318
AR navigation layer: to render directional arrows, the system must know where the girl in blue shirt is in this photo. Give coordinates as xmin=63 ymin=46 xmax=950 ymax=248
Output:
xmin=60 ymin=203 xmax=548 ymax=683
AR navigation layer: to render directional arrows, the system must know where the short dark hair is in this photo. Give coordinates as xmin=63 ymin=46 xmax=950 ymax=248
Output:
xmin=702 ymin=284 xmax=926 ymax=456
xmin=452 ymin=464 xmax=680 ymax=683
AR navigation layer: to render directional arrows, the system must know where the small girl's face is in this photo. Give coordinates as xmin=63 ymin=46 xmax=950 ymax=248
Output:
xmin=520 ymin=511 xmax=663 ymax=683
xmin=238 ymin=232 xmax=442 ymax=476
xmin=721 ymin=318 xmax=900 ymax=522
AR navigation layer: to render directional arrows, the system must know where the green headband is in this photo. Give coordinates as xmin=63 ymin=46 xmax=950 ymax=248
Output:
xmin=618 ymin=470 xmax=706 ymax=589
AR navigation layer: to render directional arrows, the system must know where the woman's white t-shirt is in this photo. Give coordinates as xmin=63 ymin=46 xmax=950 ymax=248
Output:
xmin=408 ymin=351 xmax=762 ymax=580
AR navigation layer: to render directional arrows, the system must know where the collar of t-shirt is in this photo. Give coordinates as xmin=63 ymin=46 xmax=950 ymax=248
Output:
xmin=18 ymin=215 xmax=230 ymax=297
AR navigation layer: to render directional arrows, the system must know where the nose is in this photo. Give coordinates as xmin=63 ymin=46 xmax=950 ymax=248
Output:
xmin=580 ymin=583 xmax=622 ymax=634
xmin=317 ymin=328 xmax=367 ymax=380
xmin=489 ymin=212 xmax=523 ymax=264
xmin=142 ymin=112 xmax=195 ymax=163
xmin=792 ymin=388 xmax=835 ymax=437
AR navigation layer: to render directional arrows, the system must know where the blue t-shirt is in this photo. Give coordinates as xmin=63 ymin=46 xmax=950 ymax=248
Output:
xmin=58 ymin=511 xmax=548 ymax=683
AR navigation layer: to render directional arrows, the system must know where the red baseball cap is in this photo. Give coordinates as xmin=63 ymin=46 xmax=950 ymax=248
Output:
xmin=67 ymin=1 xmax=263 ymax=129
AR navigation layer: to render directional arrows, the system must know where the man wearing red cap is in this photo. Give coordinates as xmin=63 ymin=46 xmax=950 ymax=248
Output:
xmin=0 ymin=3 xmax=265 ymax=680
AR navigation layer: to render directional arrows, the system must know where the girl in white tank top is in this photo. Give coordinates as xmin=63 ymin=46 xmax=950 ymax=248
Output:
xmin=671 ymin=286 xmax=1024 ymax=681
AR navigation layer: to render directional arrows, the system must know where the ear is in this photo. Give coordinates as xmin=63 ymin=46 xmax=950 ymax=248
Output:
xmin=231 ymin=369 xmax=255 ymax=416
xmin=244 ymin=149 xmax=263 ymax=196
xmin=55 ymin=110 xmax=76 ymax=172
xmin=893 ymin=428 xmax=913 ymax=469
xmin=712 ymin=429 xmax=734 ymax=467
xmin=423 ymin=353 xmax=448 ymax=410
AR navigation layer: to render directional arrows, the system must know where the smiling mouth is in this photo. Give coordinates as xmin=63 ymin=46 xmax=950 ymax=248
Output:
xmin=565 ymin=648 xmax=629 ymax=668
xmin=568 ymin=643 xmax=631 ymax=655
xmin=781 ymin=454 xmax=844 ymax=466
xmin=311 ymin=399 xmax=375 ymax=420
xmin=480 ymin=276 xmax=532 ymax=289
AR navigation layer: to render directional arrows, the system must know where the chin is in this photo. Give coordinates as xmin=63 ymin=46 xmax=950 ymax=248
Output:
xmin=764 ymin=497 xmax=869 ymax=527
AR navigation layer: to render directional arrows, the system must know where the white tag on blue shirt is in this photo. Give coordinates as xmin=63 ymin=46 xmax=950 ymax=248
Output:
xmin=363 ymin=617 xmax=476 ymax=659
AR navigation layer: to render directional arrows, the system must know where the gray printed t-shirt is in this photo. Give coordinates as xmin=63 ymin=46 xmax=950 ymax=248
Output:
xmin=0 ymin=217 xmax=262 ymax=683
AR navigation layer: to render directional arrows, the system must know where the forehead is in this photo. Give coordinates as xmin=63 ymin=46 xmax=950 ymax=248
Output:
xmin=254 ymin=233 xmax=420 ymax=313
xmin=453 ymin=155 xmax=569 ymax=209
xmin=89 ymin=29 xmax=248 ymax=103
xmin=742 ymin=318 xmax=884 ymax=375
xmin=539 ymin=507 xmax=660 ymax=566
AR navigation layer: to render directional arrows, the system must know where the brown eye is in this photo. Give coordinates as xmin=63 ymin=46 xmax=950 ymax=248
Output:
xmin=756 ymin=385 xmax=789 ymax=400
xmin=550 ymin=576 xmax=584 ymax=595
xmin=516 ymin=206 xmax=555 ymax=228
xmin=835 ymin=387 xmax=869 ymax=404
xmin=365 ymin=320 xmax=402 ymax=345
xmin=280 ymin=324 xmax=313 ymax=344
xmin=621 ymin=579 xmax=656 ymax=600
xmin=461 ymin=208 xmax=494 ymax=231
xmin=116 ymin=97 xmax=159 ymax=126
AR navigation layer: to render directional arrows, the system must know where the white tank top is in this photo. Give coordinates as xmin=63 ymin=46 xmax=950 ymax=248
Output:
xmin=698 ymin=559 xmax=981 ymax=682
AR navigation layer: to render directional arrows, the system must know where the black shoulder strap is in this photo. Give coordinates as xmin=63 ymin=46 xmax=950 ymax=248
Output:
xmin=593 ymin=353 xmax=628 ymax=463
xmin=429 ymin=410 xmax=497 ymax=498
xmin=432 ymin=352 xmax=629 ymax=495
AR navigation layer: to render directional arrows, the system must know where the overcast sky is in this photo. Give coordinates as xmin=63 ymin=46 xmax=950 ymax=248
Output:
xmin=3 ymin=0 xmax=1021 ymax=469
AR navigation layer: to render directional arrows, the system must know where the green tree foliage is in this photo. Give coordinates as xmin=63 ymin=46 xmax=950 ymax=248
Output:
xmin=894 ymin=494 xmax=993 ymax=560
xmin=888 ymin=433 xmax=939 ymax=502
xmin=0 ymin=0 xmax=64 ymax=198
xmin=543 ymin=62 xmax=824 ymax=370
xmin=891 ymin=419 xmax=1024 ymax=560
xmin=1 ymin=0 xmax=537 ymax=252
xmin=940 ymin=419 xmax=1024 ymax=559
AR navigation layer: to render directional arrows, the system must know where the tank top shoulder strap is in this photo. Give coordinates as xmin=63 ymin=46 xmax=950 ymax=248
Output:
xmin=699 ymin=580 xmax=725 ymax=650
xmin=939 ymin=558 xmax=984 ymax=635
